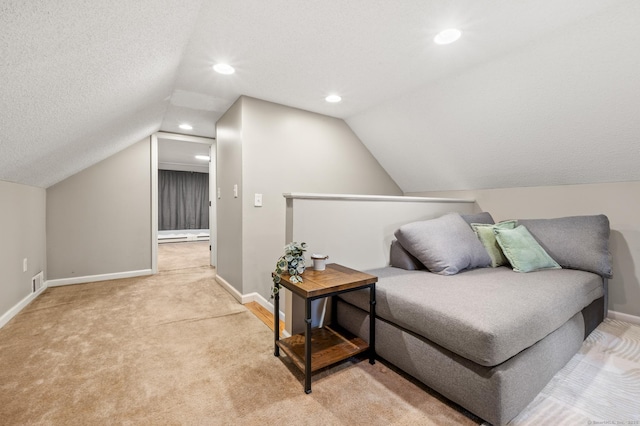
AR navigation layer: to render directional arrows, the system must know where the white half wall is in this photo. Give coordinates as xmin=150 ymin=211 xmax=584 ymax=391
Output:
xmin=284 ymin=193 xmax=476 ymax=334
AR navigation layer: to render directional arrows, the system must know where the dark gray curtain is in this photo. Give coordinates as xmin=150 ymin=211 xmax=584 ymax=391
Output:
xmin=158 ymin=170 xmax=209 ymax=230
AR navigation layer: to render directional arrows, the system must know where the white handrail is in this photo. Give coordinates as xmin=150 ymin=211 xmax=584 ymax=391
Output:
xmin=283 ymin=192 xmax=475 ymax=203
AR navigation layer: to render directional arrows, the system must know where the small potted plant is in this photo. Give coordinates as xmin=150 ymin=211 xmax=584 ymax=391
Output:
xmin=272 ymin=242 xmax=307 ymax=297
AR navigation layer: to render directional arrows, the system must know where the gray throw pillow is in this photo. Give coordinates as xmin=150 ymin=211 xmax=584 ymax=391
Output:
xmin=389 ymin=240 xmax=425 ymax=270
xmin=394 ymin=212 xmax=492 ymax=275
xmin=518 ymin=215 xmax=612 ymax=278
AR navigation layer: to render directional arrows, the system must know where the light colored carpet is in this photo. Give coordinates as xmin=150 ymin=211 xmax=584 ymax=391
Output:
xmin=157 ymin=241 xmax=211 ymax=272
xmin=0 ymin=244 xmax=475 ymax=425
xmin=1 ymin=243 xmax=638 ymax=425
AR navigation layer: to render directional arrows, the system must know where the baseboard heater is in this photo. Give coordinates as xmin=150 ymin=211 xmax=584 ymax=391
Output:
xmin=158 ymin=233 xmax=210 ymax=243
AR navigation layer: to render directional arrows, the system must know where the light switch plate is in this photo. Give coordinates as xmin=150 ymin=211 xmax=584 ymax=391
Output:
xmin=233 ymin=184 xmax=238 ymax=198
xmin=254 ymin=193 xmax=263 ymax=207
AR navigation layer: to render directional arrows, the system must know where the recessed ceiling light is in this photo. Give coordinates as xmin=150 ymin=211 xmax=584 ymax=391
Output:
xmin=325 ymin=95 xmax=342 ymax=103
xmin=434 ymin=28 xmax=462 ymax=45
xmin=195 ymin=155 xmax=210 ymax=161
xmin=213 ymin=63 xmax=235 ymax=75
xmin=179 ymin=123 xmax=193 ymax=130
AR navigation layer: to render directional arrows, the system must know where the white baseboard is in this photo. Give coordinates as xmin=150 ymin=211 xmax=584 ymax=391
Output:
xmin=46 ymin=269 xmax=153 ymax=287
xmin=214 ymin=274 xmax=243 ymax=303
xmin=0 ymin=283 xmax=48 ymax=329
xmin=608 ymin=310 xmax=640 ymax=325
xmin=214 ymin=275 xmax=289 ymax=337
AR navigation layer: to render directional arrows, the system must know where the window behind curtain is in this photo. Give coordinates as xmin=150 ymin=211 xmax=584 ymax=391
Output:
xmin=158 ymin=170 xmax=209 ymax=230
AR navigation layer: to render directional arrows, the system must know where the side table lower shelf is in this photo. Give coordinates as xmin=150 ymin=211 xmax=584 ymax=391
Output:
xmin=276 ymin=325 xmax=368 ymax=372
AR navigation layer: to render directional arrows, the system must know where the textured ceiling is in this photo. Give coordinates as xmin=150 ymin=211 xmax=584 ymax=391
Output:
xmin=0 ymin=0 xmax=203 ymax=188
xmin=2 ymin=0 xmax=639 ymax=191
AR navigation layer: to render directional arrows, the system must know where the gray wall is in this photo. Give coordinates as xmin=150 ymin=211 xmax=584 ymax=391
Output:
xmin=215 ymin=98 xmax=244 ymax=293
xmin=0 ymin=180 xmax=46 ymax=319
xmin=216 ymin=96 xmax=402 ymax=300
xmin=47 ymin=138 xmax=152 ymax=280
xmin=411 ymin=181 xmax=640 ymax=317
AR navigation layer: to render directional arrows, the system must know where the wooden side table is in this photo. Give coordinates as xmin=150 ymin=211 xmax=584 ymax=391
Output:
xmin=273 ymin=263 xmax=377 ymax=394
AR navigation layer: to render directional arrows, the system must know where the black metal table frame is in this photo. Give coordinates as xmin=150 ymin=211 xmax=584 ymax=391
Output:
xmin=273 ymin=281 xmax=376 ymax=394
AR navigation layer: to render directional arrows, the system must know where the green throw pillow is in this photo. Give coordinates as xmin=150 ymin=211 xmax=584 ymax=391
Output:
xmin=494 ymin=225 xmax=561 ymax=273
xmin=471 ymin=220 xmax=517 ymax=267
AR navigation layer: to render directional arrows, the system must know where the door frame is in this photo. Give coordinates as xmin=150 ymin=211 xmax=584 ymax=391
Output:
xmin=151 ymin=131 xmax=216 ymax=273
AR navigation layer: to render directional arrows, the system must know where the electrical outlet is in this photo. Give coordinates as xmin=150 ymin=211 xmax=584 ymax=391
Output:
xmin=254 ymin=193 xmax=263 ymax=207
xmin=23 ymin=258 xmax=28 ymax=272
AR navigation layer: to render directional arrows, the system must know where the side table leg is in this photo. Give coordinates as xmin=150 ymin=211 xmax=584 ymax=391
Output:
xmin=304 ymin=298 xmax=312 ymax=394
xmin=274 ymin=283 xmax=280 ymax=357
xmin=369 ymin=283 xmax=376 ymax=365
xmin=331 ymin=295 xmax=337 ymax=326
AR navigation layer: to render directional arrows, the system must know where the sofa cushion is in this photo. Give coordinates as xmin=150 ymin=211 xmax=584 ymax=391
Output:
xmin=495 ymin=225 xmax=561 ymax=272
xmin=471 ymin=220 xmax=517 ymax=267
xmin=389 ymin=240 xmax=425 ymax=270
xmin=461 ymin=212 xmax=495 ymax=226
xmin=394 ymin=212 xmax=492 ymax=275
xmin=338 ymin=266 xmax=604 ymax=366
xmin=518 ymin=215 xmax=613 ymax=278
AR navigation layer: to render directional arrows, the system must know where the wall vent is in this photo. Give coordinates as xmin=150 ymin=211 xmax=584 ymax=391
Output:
xmin=32 ymin=271 xmax=44 ymax=293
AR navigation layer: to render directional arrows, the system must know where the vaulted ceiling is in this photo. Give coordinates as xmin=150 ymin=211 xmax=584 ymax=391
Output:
xmin=2 ymin=1 xmax=639 ymax=190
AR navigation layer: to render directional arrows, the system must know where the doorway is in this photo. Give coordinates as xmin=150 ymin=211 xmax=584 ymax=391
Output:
xmin=151 ymin=132 xmax=216 ymax=273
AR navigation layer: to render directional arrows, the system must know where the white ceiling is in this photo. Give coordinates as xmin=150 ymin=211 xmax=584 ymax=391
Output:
xmin=2 ymin=0 xmax=639 ymax=191
xmin=157 ymin=138 xmax=211 ymax=173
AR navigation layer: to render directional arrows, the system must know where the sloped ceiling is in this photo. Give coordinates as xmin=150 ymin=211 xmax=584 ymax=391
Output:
xmin=2 ymin=1 xmax=639 ymax=191
xmin=348 ymin=2 xmax=640 ymax=192
xmin=0 ymin=0 xmax=203 ymax=188
xmin=157 ymin=137 xmax=210 ymax=173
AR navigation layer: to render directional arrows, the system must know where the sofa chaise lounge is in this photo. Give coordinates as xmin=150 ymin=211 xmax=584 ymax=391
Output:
xmin=335 ymin=212 xmax=612 ymax=425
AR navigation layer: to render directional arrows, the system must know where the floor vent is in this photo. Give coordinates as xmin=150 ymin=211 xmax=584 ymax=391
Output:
xmin=32 ymin=271 xmax=44 ymax=293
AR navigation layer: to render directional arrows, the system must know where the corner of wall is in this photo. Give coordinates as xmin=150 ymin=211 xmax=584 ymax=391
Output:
xmin=0 ymin=180 xmax=47 ymax=328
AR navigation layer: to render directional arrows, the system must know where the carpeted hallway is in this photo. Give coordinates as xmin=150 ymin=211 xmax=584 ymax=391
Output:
xmin=157 ymin=241 xmax=212 ymax=272
xmin=1 ymin=242 xmax=638 ymax=425
xmin=0 ymin=242 xmax=476 ymax=425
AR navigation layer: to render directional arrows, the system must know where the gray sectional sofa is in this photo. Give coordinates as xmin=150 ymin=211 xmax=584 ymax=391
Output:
xmin=335 ymin=213 xmax=612 ymax=425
